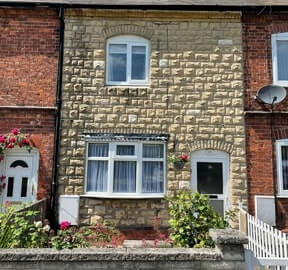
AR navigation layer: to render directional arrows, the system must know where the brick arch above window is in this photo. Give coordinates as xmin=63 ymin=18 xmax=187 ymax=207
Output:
xmin=103 ymin=24 xmax=154 ymax=40
xmin=186 ymin=140 xmax=234 ymax=154
xmin=273 ymin=128 xmax=288 ymax=141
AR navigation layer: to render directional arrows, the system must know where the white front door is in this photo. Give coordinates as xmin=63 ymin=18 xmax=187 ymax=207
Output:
xmin=1 ymin=149 xmax=39 ymax=205
xmin=191 ymin=150 xmax=229 ymax=216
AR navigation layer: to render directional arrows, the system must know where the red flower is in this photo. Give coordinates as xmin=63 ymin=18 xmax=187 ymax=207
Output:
xmin=7 ymin=143 xmax=14 ymax=149
xmin=0 ymin=156 xmax=3 ymax=162
xmin=11 ymin=128 xmax=19 ymax=135
xmin=60 ymin=221 xmax=71 ymax=230
xmin=18 ymin=143 xmax=23 ymax=148
xmin=180 ymin=154 xmax=188 ymax=162
xmin=0 ymin=176 xmax=6 ymax=182
xmin=9 ymin=137 xmax=16 ymax=143
xmin=22 ymin=138 xmax=29 ymax=145
xmin=0 ymin=136 xmax=5 ymax=143
xmin=2 ymin=183 xmax=6 ymax=189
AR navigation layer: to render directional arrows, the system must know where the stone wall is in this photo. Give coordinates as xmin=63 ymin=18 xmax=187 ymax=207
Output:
xmin=0 ymin=229 xmax=247 ymax=270
xmin=59 ymin=9 xmax=247 ymax=227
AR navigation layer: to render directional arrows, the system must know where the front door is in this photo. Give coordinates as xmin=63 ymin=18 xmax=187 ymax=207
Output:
xmin=191 ymin=150 xmax=229 ymax=216
xmin=1 ymin=150 xmax=39 ymax=205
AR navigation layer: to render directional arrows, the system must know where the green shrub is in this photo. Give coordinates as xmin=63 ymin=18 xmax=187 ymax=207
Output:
xmin=166 ymin=189 xmax=229 ymax=248
xmin=0 ymin=206 xmax=50 ymax=248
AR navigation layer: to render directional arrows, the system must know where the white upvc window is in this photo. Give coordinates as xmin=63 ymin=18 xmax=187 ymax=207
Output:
xmin=276 ymin=140 xmax=288 ymax=196
xmin=106 ymin=35 xmax=149 ymax=86
xmin=272 ymin=33 xmax=288 ymax=86
xmin=85 ymin=142 xmax=165 ymax=198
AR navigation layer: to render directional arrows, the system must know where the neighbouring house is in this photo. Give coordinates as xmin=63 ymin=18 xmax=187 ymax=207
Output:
xmin=243 ymin=10 xmax=288 ymax=229
xmin=0 ymin=6 xmax=60 ymax=208
xmin=57 ymin=2 xmax=248 ymax=231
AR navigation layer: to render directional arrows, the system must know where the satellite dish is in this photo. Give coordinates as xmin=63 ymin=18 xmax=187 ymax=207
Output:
xmin=256 ymin=85 xmax=287 ymax=105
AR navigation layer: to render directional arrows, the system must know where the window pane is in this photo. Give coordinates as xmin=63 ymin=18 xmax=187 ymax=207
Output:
xmin=21 ymin=177 xmax=28 ymax=197
xmin=7 ymin=177 xmax=14 ymax=197
xmin=117 ymin=145 xmax=135 ymax=156
xmin=113 ymin=161 xmax=136 ymax=193
xmin=197 ymin=162 xmax=223 ymax=194
xmin=131 ymin=46 xmax=146 ymax=80
xmin=142 ymin=161 xmax=163 ymax=193
xmin=108 ymin=44 xmax=127 ymax=82
xmin=143 ymin=144 xmax=163 ymax=158
xmin=281 ymin=145 xmax=288 ymax=190
xmin=10 ymin=160 xmax=28 ymax=168
xmin=88 ymin=144 xmax=109 ymax=157
xmin=277 ymin=40 xmax=288 ymax=80
xmin=87 ymin=160 xmax=108 ymax=192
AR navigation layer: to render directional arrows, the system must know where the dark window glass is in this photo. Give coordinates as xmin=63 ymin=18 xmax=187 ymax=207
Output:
xmin=7 ymin=177 xmax=14 ymax=197
xmin=10 ymin=160 xmax=28 ymax=168
xmin=116 ymin=145 xmax=135 ymax=156
xmin=197 ymin=162 xmax=223 ymax=194
xmin=21 ymin=177 xmax=28 ymax=197
xmin=281 ymin=145 xmax=288 ymax=190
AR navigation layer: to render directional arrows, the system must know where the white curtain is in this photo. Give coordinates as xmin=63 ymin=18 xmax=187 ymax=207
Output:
xmin=87 ymin=160 xmax=108 ymax=192
xmin=87 ymin=144 xmax=109 ymax=192
xmin=143 ymin=144 xmax=163 ymax=158
xmin=277 ymin=40 xmax=288 ymax=80
xmin=142 ymin=161 xmax=163 ymax=193
xmin=113 ymin=161 xmax=136 ymax=192
xmin=108 ymin=44 xmax=127 ymax=82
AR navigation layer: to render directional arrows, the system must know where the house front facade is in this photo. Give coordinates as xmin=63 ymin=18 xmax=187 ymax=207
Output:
xmin=58 ymin=7 xmax=247 ymax=229
xmin=0 ymin=6 xmax=60 ymax=207
xmin=243 ymin=10 xmax=288 ymax=229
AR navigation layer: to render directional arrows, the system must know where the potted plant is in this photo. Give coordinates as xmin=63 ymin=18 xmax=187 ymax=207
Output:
xmin=168 ymin=153 xmax=188 ymax=170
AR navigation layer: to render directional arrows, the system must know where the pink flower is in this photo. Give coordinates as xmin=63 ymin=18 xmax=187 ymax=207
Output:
xmin=9 ymin=137 xmax=16 ymax=143
xmin=0 ymin=156 xmax=3 ymax=162
xmin=0 ymin=136 xmax=5 ymax=143
xmin=60 ymin=221 xmax=71 ymax=230
xmin=159 ymin=233 xmax=166 ymax=240
xmin=0 ymin=176 xmax=6 ymax=182
xmin=2 ymin=183 xmax=6 ymax=189
xmin=7 ymin=143 xmax=14 ymax=149
xmin=11 ymin=128 xmax=19 ymax=135
xmin=180 ymin=154 xmax=188 ymax=162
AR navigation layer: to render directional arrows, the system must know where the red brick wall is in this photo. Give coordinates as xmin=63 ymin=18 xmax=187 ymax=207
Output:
xmin=243 ymin=12 xmax=288 ymax=228
xmin=0 ymin=8 xmax=59 ymax=201
xmin=0 ymin=8 xmax=59 ymax=106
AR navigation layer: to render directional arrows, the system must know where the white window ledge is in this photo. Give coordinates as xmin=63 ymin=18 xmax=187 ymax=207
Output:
xmin=81 ymin=194 xmax=165 ymax=199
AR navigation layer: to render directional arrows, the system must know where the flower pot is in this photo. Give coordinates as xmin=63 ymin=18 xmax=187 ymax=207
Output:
xmin=173 ymin=161 xmax=185 ymax=170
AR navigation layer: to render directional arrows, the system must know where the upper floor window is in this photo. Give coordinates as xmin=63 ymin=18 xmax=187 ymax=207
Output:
xmin=272 ymin=33 xmax=288 ymax=86
xmin=106 ymin=35 xmax=149 ymax=85
xmin=276 ymin=140 xmax=288 ymax=196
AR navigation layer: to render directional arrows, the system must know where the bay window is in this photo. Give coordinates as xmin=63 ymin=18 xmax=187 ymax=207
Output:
xmin=85 ymin=142 xmax=165 ymax=198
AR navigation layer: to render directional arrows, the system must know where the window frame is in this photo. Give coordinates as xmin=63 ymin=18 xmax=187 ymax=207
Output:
xmin=106 ymin=35 xmax=150 ymax=86
xmin=271 ymin=33 xmax=288 ymax=87
xmin=84 ymin=141 xmax=166 ymax=198
xmin=276 ymin=140 xmax=288 ymax=196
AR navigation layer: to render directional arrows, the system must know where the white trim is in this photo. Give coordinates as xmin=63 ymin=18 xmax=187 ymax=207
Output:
xmin=106 ymin=35 xmax=150 ymax=86
xmin=190 ymin=150 xmax=230 ymax=214
xmin=271 ymin=33 xmax=288 ymax=87
xmin=84 ymin=141 xmax=166 ymax=198
xmin=276 ymin=139 xmax=288 ymax=196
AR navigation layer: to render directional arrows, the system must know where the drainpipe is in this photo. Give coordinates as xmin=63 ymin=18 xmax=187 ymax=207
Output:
xmin=51 ymin=6 xmax=64 ymax=227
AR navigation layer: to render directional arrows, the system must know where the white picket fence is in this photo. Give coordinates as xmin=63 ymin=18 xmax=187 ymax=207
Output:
xmin=239 ymin=207 xmax=288 ymax=270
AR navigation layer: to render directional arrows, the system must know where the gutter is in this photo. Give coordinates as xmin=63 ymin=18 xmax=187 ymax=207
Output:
xmin=1 ymin=2 xmax=288 ymax=13
xmin=51 ymin=6 xmax=64 ymax=227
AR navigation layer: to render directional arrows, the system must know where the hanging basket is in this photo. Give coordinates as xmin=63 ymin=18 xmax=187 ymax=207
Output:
xmin=173 ymin=161 xmax=185 ymax=170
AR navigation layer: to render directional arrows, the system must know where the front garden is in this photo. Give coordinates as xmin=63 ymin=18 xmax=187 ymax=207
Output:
xmin=0 ymin=189 xmax=235 ymax=250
